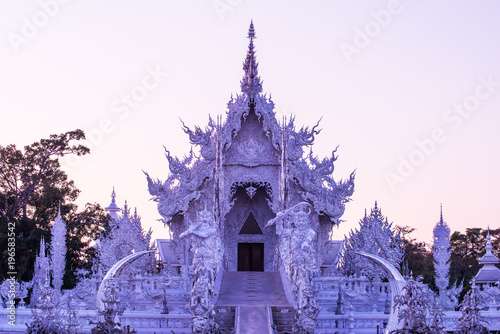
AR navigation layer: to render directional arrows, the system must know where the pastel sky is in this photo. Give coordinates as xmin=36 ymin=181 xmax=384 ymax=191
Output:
xmin=1 ymin=1 xmax=499 ymax=245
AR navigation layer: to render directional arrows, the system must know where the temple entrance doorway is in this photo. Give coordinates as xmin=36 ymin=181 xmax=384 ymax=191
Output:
xmin=237 ymin=243 xmax=264 ymax=271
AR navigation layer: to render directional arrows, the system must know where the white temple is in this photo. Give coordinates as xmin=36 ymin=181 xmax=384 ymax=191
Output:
xmin=474 ymin=228 xmax=500 ymax=286
xmin=1 ymin=22 xmax=500 ymax=334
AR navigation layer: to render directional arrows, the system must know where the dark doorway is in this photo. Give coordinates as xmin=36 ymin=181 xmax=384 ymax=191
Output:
xmin=238 ymin=243 xmax=264 ymax=271
xmin=239 ymin=212 xmax=263 ymax=234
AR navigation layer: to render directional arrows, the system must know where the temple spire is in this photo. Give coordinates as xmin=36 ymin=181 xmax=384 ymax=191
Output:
xmin=482 ymin=227 xmax=496 ymax=262
xmin=51 ymin=203 xmax=67 ymax=301
xmin=39 ymin=236 xmax=45 ymax=257
xmin=440 ymin=203 xmax=443 ymax=223
xmin=241 ymin=20 xmax=262 ymax=99
xmin=105 ymin=187 xmax=121 ymax=220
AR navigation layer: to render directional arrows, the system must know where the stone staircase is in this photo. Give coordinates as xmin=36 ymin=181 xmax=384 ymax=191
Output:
xmin=214 ymin=306 xmax=236 ymax=333
xmin=271 ymin=306 xmax=294 ymax=333
xmin=215 ymin=271 xmax=292 ymax=334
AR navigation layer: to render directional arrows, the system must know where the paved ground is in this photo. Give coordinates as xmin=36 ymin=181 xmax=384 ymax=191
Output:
xmin=216 ymin=271 xmax=290 ymax=307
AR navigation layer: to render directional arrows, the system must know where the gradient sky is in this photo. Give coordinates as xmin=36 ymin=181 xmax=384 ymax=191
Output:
xmin=1 ymin=1 xmax=499 ymax=245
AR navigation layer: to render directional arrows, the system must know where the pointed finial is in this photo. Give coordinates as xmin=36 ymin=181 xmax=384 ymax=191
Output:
xmin=57 ymin=202 xmax=62 ymax=219
xmin=433 ymin=204 xmax=450 ymax=239
xmin=241 ymin=21 xmax=263 ymax=98
xmin=478 ymin=225 xmax=499 ymax=265
xmin=105 ymin=187 xmax=121 ymax=219
xmin=484 ymin=226 xmax=494 ymax=253
xmin=248 ymin=20 xmax=255 ymax=39
xmin=39 ymin=236 xmax=45 ymax=257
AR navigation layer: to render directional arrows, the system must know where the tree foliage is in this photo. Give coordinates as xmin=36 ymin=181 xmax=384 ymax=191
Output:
xmin=0 ymin=130 xmax=88 ymax=221
xmin=449 ymin=228 xmax=500 ymax=300
xmin=0 ymin=130 xmax=108 ymax=289
xmin=64 ymin=203 xmax=110 ymax=289
xmin=396 ymin=226 xmax=434 ymax=288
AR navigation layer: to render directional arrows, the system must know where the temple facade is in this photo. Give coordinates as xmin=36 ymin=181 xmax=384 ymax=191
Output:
xmin=146 ymin=21 xmax=355 ymax=333
xmin=2 ymin=22 xmax=500 ymax=334
xmin=147 ymin=21 xmax=355 ymax=275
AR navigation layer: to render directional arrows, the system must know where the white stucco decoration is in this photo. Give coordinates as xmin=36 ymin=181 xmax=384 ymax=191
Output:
xmin=357 ymin=251 xmax=406 ymax=334
xmin=96 ymin=250 xmax=154 ymax=315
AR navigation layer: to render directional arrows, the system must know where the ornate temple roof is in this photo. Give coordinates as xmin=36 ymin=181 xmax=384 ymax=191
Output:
xmin=474 ymin=228 xmax=500 ymax=284
xmin=105 ymin=187 xmax=121 ymax=220
xmin=100 ymin=189 xmax=152 ymax=271
xmin=146 ymin=22 xmax=355 ymax=226
xmin=340 ymin=202 xmax=404 ymax=278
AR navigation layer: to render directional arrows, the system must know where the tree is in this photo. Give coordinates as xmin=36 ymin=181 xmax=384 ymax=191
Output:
xmin=396 ymin=226 xmax=434 ymax=288
xmin=0 ymin=130 xmax=107 ymax=289
xmin=64 ymin=203 xmax=111 ymax=289
xmin=0 ymin=130 xmax=88 ymax=222
xmin=449 ymin=228 xmax=500 ymax=300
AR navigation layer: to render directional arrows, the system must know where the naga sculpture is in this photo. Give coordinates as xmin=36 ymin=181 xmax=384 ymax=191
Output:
xmin=267 ymin=202 xmax=320 ymax=333
xmin=180 ymin=208 xmax=222 ymax=333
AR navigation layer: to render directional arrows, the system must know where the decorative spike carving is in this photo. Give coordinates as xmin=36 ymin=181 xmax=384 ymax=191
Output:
xmin=240 ymin=21 xmax=262 ymax=99
xmin=340 ymin=203 xmax=404 ymax=281
xmin=50 ymin=208 xmax=66 ymax=304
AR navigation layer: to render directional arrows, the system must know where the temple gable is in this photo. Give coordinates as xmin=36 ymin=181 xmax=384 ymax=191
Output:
xmin=224 ymin=109 xmax=279 ymax=167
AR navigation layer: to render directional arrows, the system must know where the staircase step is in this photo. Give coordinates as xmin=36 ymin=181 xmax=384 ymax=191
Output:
xmin=216 ymin=271 xmax=290 ymax=307
xmin=236 ymin=306 xmax=270 ymax=334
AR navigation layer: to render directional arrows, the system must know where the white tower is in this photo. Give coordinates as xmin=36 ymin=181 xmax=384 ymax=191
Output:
xmin=433 ymin=205 xmax=451 ymax=293
xmin=51 ymin=206 xmax=67 ymax=303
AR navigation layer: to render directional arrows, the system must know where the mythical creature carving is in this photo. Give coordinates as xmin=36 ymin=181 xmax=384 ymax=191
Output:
xmin=181 ymin=117 xmax=217 ymax=161
xmin=285 ymin=117 xmax=321 ymax=162
xmin=222 ymin=94 xmax=250 ymax=150
xmin=26 ymin=280 xmax=66 ymax=334
xmin=180 ymin=209 xmax=222 ymax=333
xmin=267 ymin=202 xmax=320 ymax=333
xmin=146 ymin=147 xmax=214 ymax=225
xmin=289 ymin=148 xmax=355 ymax=224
